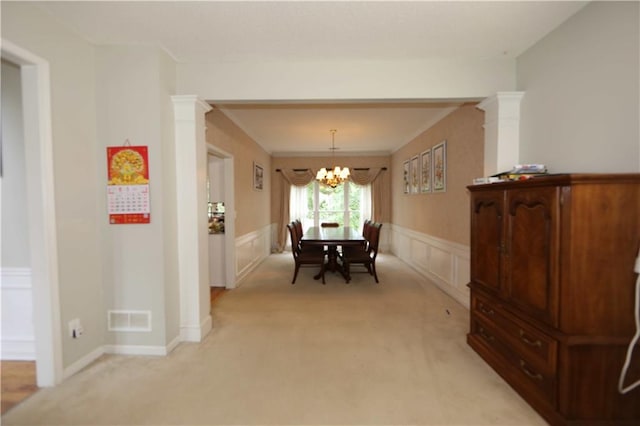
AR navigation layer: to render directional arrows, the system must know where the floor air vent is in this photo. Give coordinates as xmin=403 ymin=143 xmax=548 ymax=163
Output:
xmin=107 ymin=310 xmax=151 ymax=332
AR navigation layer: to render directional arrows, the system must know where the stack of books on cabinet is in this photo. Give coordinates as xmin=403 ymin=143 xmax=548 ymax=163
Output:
xmin=473 ymin=164 xmax=548 ymax=185
xmin=493 ymin=164 xmax=548 ymax=181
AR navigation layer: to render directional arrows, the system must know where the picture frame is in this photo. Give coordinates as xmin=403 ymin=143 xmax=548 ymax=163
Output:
xmin=433 ymin=140 xmax=447 ymax=192
xmin=253 ymin=161 xmax=264 ymax=191
xmin=402 ymin=160 xmax=410 ymax=194
xmin=420 ymin=149 xmax=432 ymax=193
xmin=410 ymin=155 xmax=419 ymax=194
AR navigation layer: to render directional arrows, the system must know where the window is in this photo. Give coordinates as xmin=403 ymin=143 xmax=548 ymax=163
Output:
xmin=291 ymin=181 xmax=370 ymax=230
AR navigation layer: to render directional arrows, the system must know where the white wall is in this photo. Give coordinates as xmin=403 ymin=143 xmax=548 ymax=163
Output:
xmin=2 ymin=2 xmax=104 ymax=369
xmin=95 ymin=45 xmax=178 ymax=349
xmin=178 ymin=57 xmax=515 ymax=101
xmin=159 ymin=49 xmax=181 ymax=346
xmin=517 ymin=1 xmax=639 ymax=172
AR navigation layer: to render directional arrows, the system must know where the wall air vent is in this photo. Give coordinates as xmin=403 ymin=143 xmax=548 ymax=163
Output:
xmin=107 ymin=310 xmax=151 ymax=332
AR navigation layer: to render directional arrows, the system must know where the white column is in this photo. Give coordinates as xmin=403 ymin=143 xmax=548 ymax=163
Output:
xmin=172 ymin=95 xmax=212 ymax=342
xmin=476 ymin=92 xmax=524 ymax=176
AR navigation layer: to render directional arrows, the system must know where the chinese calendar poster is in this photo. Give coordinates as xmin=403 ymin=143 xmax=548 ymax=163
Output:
xmin=106 ymin=146 xmax=150 ymax=224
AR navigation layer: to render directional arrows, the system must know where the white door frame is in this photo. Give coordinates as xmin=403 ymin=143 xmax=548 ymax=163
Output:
xmin=1 ymin=39 xmax=63 ymax=386
xmin=207 ymin=145 xmax=236 ymax=289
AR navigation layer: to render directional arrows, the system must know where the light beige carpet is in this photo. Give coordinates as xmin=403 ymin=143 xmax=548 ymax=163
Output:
xmin=2 ymin=253 xmax=546 ymax=425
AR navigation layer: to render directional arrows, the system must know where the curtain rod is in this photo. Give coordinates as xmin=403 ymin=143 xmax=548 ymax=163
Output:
xmin=276 ymin=167 xmax=387 ymax=172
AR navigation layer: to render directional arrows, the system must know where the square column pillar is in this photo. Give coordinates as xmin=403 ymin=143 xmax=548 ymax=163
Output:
xmin=172 ymin=95 xmax=212 ymax=342
xmin=477 ymin=92 xmax=524 ymax=176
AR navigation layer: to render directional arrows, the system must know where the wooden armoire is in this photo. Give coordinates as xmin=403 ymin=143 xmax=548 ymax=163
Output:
xmin=467 ymin=174 xmax=640 ymax=425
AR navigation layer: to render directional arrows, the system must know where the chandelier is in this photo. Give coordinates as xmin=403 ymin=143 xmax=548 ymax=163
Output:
xmin=316 ymin=129 xmax=350 ymax=188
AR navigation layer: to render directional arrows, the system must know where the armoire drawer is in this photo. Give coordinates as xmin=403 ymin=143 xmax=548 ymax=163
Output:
xmin=470 ymin=317 xmax=557 ymax=406
xmin=471 ymin=291 xmax=557 ymax=374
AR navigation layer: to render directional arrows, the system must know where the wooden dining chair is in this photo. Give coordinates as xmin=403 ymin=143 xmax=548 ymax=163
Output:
xmin=341 ymin=219 xmax=372 ymax=256
xmin=340 ymin=222 xmax=382 ymax=283
xmin=361 ymin=219 xmax=373 ymax=250
xmin=287 ymin=223 xmax=326 ymax=284
xmin=293 ymin=219 xmax=304 ymax=240
xmin=290 ymin=219 xmax=304 ymax=250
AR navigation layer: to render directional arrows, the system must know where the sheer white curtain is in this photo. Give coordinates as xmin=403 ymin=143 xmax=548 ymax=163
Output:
xmin=289 ymin=184 xmax=308 ymax=249
xmin=360 ymin=183 xmax=372 ymax=224
xmin=290 ymin=185 xmax=308 ymax=222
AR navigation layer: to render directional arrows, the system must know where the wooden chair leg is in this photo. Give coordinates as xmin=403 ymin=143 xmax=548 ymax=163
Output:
xmin=371 ymin=263 xmax=379 ymax=283
xmin=292 ymin=264 xmax=300 ymax=284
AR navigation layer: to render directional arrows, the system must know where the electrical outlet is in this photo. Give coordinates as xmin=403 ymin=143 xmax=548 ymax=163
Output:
xmin=68 ymin=318 xmax=83 ymax=338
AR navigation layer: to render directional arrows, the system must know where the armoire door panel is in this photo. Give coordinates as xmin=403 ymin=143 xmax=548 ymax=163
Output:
xmin=470 ymin=192 xmax=504 ymax=293
xmin=505 ymin=187 xmax=560 ymax=326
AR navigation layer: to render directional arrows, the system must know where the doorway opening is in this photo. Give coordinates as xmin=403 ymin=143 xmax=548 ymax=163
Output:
xmin=1 ymin=40 xmax=63 ymax=387
xmin=207 ymin=146 xmax=236 ymax=289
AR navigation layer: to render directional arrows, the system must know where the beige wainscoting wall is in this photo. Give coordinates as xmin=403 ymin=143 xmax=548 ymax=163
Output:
xmin=390 ymin=104 xmax=483 ymax=306
xmin=205 ymin=106 xmax=271 ymax=238
xmin=391 ymin=103 xmax=484 ymax=247
xmin=205 ymin=107 xmax=273 ymax=285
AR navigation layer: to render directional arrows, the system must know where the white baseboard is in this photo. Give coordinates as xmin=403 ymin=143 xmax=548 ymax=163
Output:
xmin=166 ymin=334 xmax=181 ymax=353
xmin=104 ymin=344 xmax=170 ymax=356
xmin=63 ymin=346 xmax=105 ymax=379
xmin=62 ymin=335 xmax=183 ymax=380
xmin=180 ymin=314 xmax=212 ymax=342
xmin=106 ymin=333 xmax=182 ymax=356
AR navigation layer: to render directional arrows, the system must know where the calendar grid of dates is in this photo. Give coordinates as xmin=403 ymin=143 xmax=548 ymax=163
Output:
xmin=107 ymin=185 xmax=150 ymax=215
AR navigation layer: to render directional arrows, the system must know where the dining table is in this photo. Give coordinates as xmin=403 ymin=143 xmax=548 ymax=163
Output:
xmin=300 ymin=226 xmax=366 ymax=281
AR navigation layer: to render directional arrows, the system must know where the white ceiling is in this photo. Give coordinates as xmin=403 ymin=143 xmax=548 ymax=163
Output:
xmin=216 ymin=101 xmax=463 ymax=156
xmin=35 ymin=1 xmax=588 ymax=155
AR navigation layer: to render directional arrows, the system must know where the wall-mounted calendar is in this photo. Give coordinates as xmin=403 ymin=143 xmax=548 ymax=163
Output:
xmin=106 ymin=145 xmax=150 ymax=224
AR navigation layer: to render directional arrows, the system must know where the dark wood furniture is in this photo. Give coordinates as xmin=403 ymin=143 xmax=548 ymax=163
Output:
xmin=286 ymin=223 xmax=326 ymax=284
xmin=320 ymin=222 xmax=340 ymax=227
xmin=341 ymin=222 xmax=383 ymax=283
xmin=467 ymin=174 xmax=640 ymax=425
xmin=301 ymin=226 xmax=366 ymax=281
xmin=293 ymin=219 xmax=304 ymax=240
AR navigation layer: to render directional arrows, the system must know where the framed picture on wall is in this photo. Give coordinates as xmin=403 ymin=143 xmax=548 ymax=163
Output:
xmin=403 ymin=160 xmax=410 ymax=194
xmin=420 ymin=149 xmax=431 ymax=193
xmin=253 ymin=161 xmax=264 ymax=191
xmin=433 ymin=140 xmax=447 ymax=192
xmin=410 ymin=155 xmax=419 ymax=194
